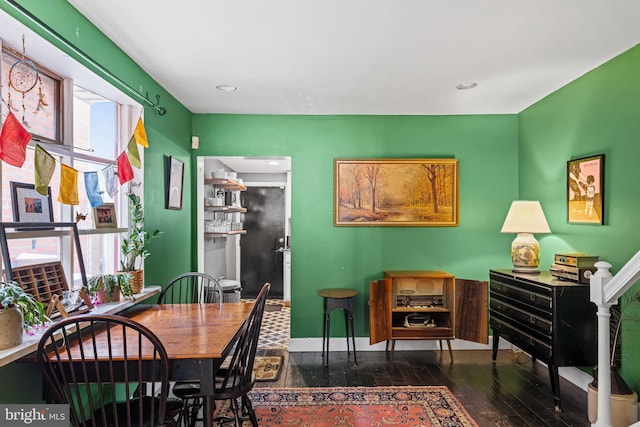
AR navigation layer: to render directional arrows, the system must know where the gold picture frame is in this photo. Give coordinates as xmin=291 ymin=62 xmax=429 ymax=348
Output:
xmin=334 ymin=158 xmax=459 ymax=226
xmin=567 ymin=154 xmax=604 ymax=224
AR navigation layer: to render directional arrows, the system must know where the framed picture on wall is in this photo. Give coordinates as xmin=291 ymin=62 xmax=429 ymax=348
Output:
xmin=334 ymin=158 xmax=459 ymax=226
xmin=166 ymin=156 xmax=184 ymax=210
xmin=567 ymin=154 xmax=604 ymax=224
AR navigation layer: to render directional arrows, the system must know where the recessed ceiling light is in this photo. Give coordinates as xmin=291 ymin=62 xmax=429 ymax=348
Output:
xmin=268 ymin=161 xmax=280 ymax=166
xmin=216 ymin=84 xmax=237 ymax=92
xmin=456 ymin=82 xmax=478 ymax=90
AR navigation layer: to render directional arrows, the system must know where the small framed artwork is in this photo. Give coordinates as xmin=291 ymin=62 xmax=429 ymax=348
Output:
xmin=10 ymin=181 xmax=54 ymax=227
xmin=93 ymin=203 xmax=117 ymax=228
xmin=334 ymin=158 xmax=459 ymax=226
xmin=567 ymin=154 xmax=604 ymax=224
xmin=166 ymin=156 xmax=184 ymax=210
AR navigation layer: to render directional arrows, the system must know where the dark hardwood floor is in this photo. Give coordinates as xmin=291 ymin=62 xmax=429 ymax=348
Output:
xmin=255 ymin=348 xmax=591 ymax=426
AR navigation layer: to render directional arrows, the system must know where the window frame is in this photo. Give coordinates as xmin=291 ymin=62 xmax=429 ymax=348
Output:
xmin=1 ymin=34 xmax=145 ymax=287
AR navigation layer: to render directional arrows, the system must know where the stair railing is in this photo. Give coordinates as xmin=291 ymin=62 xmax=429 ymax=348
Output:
xmin=590 ymin=251 xmax=640 ymax=427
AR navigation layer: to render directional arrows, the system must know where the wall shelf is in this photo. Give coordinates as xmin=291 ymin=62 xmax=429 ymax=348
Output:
xmin=204 ymin=178 xmax=247 ymax=191
xmin=205 ymin=230 xmax=247 ymax=236
xmin=204 ymin=206 xmax=247 ymax=213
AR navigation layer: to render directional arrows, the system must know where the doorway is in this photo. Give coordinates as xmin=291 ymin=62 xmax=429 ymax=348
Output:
xmin=197 ymin=156 xmax=291 ymax=301
xmin=241 ymin=186 xmax=286 ymax=298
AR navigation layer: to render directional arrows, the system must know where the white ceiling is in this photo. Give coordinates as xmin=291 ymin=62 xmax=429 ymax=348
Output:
xmin=66 ymin=0 xmax=640 ymax=116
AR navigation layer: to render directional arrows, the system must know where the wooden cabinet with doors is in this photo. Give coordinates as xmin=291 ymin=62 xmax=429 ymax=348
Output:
xmin=369 ymin=270 xmax=488 ymax=360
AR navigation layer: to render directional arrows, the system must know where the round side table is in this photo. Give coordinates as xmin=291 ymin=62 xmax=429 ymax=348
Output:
xmin=318 ymin=288 xmax=358 ymax=366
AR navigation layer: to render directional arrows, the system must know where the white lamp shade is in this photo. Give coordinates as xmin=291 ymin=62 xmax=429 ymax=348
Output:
xmin=501 ymin=201 xmax=551 ymax=234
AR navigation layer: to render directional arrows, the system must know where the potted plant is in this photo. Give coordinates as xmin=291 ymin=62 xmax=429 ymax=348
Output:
xmin=0 ymin=281 xmax=48 ymax=350
xmin=88 ymin=272 xmax=134 ymax=304
xmin=120 ymin=193 xmax=162 ymax=293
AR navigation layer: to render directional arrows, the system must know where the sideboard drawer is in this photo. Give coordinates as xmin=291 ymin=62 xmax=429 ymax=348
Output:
xmin=490 ymin=278 xmax=552 ymax=314
xmin=490 ymin=317 xmax=552 ymax=359
xmin=489 ymin=298 xmax=552 ymax=337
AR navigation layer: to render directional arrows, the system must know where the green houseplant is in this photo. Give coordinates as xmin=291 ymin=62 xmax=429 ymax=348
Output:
xmin=0 ymin=281 xmax=48 ymax=349
xmin=119 ymin=193 xmax=162 ymax=293
xmin=88 ymin=272 xmax=133 ymax=303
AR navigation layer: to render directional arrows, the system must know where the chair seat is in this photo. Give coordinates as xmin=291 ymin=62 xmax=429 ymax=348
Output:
xmin=88 ymin=395 xmax=183 ymax=427
xmin=173 ymin=381 xmax=202 ymax=399
xmin=172 ymin=368 xmax=256 ymax=399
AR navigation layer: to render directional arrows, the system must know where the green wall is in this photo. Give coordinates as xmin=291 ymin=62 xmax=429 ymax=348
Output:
xmin=5 ymin=0 xmax=640 ymax=404
xmin=0 ymin=0 xmax=194 ymax=402
xmin=192 ymin=114 xmax=519 ymax=338
xmin=518 ymin=44 xmax=640 ymax=391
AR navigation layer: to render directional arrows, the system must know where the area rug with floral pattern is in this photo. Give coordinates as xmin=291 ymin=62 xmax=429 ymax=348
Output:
xmin=247 ymin=386 xmax=478 ymax=426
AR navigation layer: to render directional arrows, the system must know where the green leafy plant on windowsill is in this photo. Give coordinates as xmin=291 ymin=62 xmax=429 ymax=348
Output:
xmin=0 ymin=281 xmax=49 ymax=349
xmin=0 ymin=281 xmax=48 ymax=327
xmin=87 ymin=272 xmax=134 ymax=303
xmin=120 ymin=193 xmax=162 ymax=272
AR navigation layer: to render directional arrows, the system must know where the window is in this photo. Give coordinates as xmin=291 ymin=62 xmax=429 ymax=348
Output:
xmin=1 ymin=42 xmax=143 ymax=288
xmin=1 ymin=45 xmax=62 ymax=144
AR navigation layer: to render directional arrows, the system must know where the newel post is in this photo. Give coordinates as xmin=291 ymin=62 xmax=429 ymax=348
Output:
xmin=590 ymin=261 xmax=614 ymax=427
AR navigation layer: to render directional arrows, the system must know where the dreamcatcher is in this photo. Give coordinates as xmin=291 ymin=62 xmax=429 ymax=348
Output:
xmin=7 ymin=35 xmax=47 ymax=125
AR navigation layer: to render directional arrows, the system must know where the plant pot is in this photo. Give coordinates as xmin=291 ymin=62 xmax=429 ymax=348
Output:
xmin=96 ymin=286 xmax=121 ymax=304
xmin=0 ymin=306 xmax=24 ymax=350
xmin=588 ymin=370 xmax=638 ymax=427
xmin=127 ymin=270 xmax=144 ymax=294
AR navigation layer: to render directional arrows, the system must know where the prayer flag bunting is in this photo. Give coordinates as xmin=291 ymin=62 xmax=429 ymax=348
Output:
xmin=133 ymin=117 xmax=148 ymax=148
xmin=84 ymin=171 xmax=103 ymax=207
xmin=58 ymin=163 xmax=79 ymax=205
xmin=126 ymin=134 xmax=141 ymax=168
xmin=117 ymin=151 xmax=134 ymax=185
xmin=34 ymin=144 xmax=56 ymax=195
xmin=0 ymin=111 xmax=32 ymax=167
xmin=102 ymin=164 xmax=118 ymax=198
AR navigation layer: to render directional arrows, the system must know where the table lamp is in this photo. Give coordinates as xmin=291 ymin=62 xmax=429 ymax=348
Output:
xmin=500 ymin=201 xmax=551 ymax=274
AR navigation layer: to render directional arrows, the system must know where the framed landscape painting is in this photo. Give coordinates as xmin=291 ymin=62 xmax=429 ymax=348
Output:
xmin=567 ymin=154 xmax=604 ymax=224
xmin=334 ymin=158 xmax=459 ymax=226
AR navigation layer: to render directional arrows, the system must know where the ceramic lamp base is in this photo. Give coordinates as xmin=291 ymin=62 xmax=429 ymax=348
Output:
xmin=510 ymin=232 xmax=541 ymax=273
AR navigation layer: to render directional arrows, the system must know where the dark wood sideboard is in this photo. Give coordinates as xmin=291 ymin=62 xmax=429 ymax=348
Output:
xmin=489 ymin=269 xmax=597 ymax=411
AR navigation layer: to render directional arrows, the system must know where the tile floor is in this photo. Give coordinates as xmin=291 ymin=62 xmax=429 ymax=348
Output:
xmin=257 ymin=300 xmax=290 ymax=350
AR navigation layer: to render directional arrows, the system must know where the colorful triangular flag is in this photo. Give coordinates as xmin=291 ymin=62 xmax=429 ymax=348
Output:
xmin=117 ymin=151 xmax=134 ymax=185
xmin=0 ymin=111 xmax=32 ymax=167
xmin=34 ymin=144 xmax=56 ymax=195
xmin=133 ymin=117 xmax=148 ymax=148
xmin=126 ymin=134 xmax=141 ymax=168
xmin=58 ymin=164 xmax=79 ymax=205
xmin=84 ymin=171 xmax=103 ymax=208
xmin=102 ymin=164 xmax=118 ymax=198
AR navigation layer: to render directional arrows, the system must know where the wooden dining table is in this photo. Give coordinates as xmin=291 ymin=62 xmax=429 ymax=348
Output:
xmin=43 ymin=302 xmax=253 ymax=427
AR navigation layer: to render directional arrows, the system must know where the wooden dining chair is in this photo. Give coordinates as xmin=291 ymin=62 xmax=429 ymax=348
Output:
xmin=157 ymin=272 xmax=223 ymax=306
xmin=37 ymin=313 xmax=182 ymax=427
xmin=216 ymin=282 xmax=271 ymax=426
xmin=158 ymin=272 xmax=224 ymax=426
xmin=178 ymin=282 xmax=271 ymax=427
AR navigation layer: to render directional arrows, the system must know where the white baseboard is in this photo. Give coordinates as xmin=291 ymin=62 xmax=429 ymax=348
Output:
xmin=287 ymin=337 xmax=592 ymax=392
